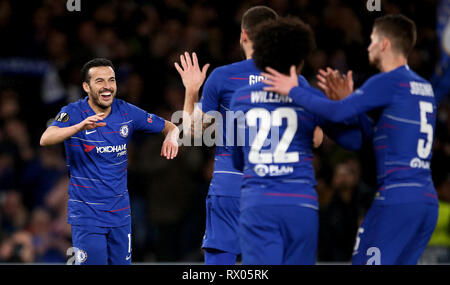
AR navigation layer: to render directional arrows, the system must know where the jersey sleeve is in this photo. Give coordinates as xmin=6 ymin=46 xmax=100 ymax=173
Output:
xmin=127 ymin=103 xmax=165 ymax=134
xmin=297 ymin=75 xmax=311 ymax=88
xmin=289 ymin=73 xmax=394 ymax=122
xmin=199 ymin=69 xmax=222 ymax=113
xmin=358 ymin=113 xmax=375 ymax=142
xmin=318 ymin=119 xmax=363 ymax=151
xmin=50 ymin=105 xmax=76 ymax=128
xmin=308 ymin=88 xmax=363 ymax=150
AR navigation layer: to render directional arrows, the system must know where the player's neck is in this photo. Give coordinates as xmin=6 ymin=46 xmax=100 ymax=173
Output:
xmin=380 ymin=54 xmax=407 ymax=73
xmin=243 ymin=43 xmax=253 ymax=60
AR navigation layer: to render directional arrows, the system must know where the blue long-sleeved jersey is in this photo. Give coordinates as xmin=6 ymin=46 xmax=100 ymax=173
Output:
xmin=288 ymin=65 xmax=438 ymax=205
xmin=230 ymin=81 xmax=363 ymax=211
xmin=199 ymin=58 xmax=313 ymax=197
xmin=51 ymin=97 xmax=166 ymax=226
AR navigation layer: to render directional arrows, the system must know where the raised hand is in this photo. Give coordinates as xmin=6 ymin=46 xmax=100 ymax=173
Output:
xmin=316 ymin=68 xmax=353 ymax=100
xmin=41 ymin=113 xmax=107 ymax=146
xmin=262 ymin=65 xmax=299 ymax=95
xmin=76 ymin=113 xmax=107 ymax=131
xmin=174 ymin=51 xmax=210 ymax=92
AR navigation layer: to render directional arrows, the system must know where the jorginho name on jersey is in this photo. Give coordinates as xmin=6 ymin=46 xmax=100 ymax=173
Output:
xmin=51 ymin=97 xmax=165 ymax=227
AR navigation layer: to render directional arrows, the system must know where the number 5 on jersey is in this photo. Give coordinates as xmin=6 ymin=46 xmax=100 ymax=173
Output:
xmin=417 ymin=101 xmax=433 ymax=159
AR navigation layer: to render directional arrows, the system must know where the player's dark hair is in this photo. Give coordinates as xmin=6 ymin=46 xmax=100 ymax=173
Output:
xmin=81 ymin=58 xmax=115 ymax=83
xmin=373 ymin=14 xmax=417 ymax=57
xmin=241 ymin=6 xmax=278 ymax=42
xmin=252 ymin=16 xmax=316 ymax=75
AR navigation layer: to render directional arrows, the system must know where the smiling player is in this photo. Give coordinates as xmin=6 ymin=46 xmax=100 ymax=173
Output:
xmin=40 ymin=58 xmax=179 ymax=265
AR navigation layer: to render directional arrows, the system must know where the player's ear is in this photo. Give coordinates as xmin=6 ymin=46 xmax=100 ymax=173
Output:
xmin=381 ymin=37 xmax=390 ymax=52
xmin=241 ymin=29 xmax=249 ymax=43
xmin=82 ymin=82 xmax=90 ymax=94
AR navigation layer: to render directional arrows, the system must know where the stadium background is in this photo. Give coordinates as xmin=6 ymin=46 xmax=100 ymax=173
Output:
xmin=0 ymin=0 xmax=448 ymax=264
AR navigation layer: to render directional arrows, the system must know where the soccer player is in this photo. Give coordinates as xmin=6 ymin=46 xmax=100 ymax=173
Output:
xmin=229 ymin=16 xmax=365 ymax=265
xmin=262 ymin=14 xmax=439 ymax=265
xmin=174 ymin=6 xmax=278 ymax=265
xmin=40 ymin=58 xmax=179 ymax=265
xmin=175 ymin=6 xmax=323 ymax=265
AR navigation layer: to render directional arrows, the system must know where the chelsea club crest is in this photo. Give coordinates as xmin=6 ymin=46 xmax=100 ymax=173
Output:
xmin=120 ymin=125 xmax=129 ymax=138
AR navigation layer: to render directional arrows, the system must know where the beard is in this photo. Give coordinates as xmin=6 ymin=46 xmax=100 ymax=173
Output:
xmin=369 ymin=53 xmax=382 ymax=71
xmin=90 ymin=87 xmax=116 ymax=110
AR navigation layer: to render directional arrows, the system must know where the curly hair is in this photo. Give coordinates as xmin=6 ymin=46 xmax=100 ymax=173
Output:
xmin=252 ymin=17 xmax=316 ymax=75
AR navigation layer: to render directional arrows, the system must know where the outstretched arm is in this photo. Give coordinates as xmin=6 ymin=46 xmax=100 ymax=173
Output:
xmin=262 ymin=66 xmax=392 ymax=123
xmin=40 ymin=113 xmax=106 ymax=146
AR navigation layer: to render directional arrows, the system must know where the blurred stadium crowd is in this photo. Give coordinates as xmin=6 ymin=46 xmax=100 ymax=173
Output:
xmin=0 ymin=0 xmax=449 ymax=263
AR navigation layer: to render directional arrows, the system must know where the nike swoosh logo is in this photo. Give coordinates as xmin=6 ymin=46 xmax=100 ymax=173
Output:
xmin=126 ymin=254 xmax=131 ymax=260
xmin=85 ymin=130 xmax=97 ymax=135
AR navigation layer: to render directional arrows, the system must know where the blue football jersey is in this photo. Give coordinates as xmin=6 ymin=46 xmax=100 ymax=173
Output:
xmin=230 ymin=81 xmax=362 ymax=211
xmin=200 ymin=58 xmax=311 ymax=197
xmin=50 ymin=97 xmax=165 ymax=227
xmin=288 ymin=65 xmax=439 ymax=205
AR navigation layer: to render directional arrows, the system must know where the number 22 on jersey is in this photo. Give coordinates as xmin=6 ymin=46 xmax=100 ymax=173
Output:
xmin=246 ymin=107 xmax=299 ymax=164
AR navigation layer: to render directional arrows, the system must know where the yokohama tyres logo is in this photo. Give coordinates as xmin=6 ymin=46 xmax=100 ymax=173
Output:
xmin=82 ymin=144 xmax=127 ymax=153
xmin=96 ymin=144 xmax=127 ymax=153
